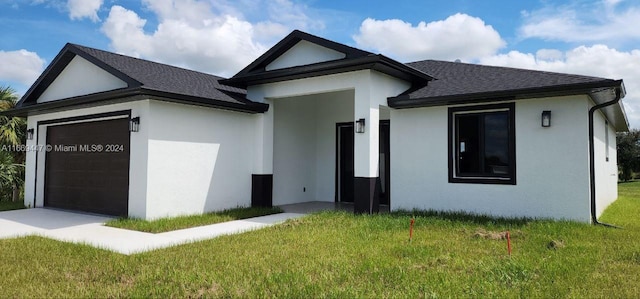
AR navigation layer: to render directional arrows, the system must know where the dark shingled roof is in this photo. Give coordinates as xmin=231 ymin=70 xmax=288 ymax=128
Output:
xmin=6 ymin=31 xmax=624 ymax=123
xmin=389 ymin=60 xmax=621 ymax=107
xmin=71 ymin=44 xmax=247 ymax=98
xmin=12 ymin=43 xmax=267 ymax=115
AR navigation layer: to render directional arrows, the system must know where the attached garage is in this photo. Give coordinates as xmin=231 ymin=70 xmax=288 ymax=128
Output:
xmin=44 ymin=117 xmax=130 ymax=217
xmin=11 ymin=42 xmax=266 ymax=220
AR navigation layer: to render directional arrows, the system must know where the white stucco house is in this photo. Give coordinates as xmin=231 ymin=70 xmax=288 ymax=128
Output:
xmin=5 ymin=30 xmax=628 ymax=223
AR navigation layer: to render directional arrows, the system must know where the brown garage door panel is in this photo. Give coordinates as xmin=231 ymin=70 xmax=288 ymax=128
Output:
xmin=45 ymin=118 xmax=130 ymax=217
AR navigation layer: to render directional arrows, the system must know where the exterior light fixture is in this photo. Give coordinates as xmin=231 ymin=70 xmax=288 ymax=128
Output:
xmin=130 ymin=117 xmax=140 ymax=132
xmin=355 ymin=118 xmax=365 ymax=133
xmin=26 ymin=128 xmax=34 ymax=140
xmin=541 ymin=111 xmax=551 ymax=128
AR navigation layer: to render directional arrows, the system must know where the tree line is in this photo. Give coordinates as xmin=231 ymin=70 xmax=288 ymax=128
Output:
xmin=617 ymin=129 xmax=640 ymax=181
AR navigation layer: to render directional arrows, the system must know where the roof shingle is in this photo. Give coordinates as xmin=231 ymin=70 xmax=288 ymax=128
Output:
xmin=71 ymin=44 xmax=249 ymax=104
xmin=396 ymin=59 xmax=618 ymax=103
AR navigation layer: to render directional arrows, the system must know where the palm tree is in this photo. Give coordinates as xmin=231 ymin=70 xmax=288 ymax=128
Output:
xmin=0 ymin=151 xmax=21 ymax=201
xmin=0 ymin=86 xmax=24 ymax=145
xmin=0 ymin=86 xmax=26 ymax=202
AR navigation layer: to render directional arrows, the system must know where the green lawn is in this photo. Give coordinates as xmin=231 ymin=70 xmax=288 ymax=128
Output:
xmin=106 ymin=206 xmax=284 ymax=233
xmin=0 ymin=201 xmax=25 ymax=211
xmin=1 ymin=183 xmax=640 ymax=297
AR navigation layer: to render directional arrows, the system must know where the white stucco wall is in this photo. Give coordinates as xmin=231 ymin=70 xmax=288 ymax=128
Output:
xmin=273 ymin=95 xmax=318 ymax=205
xmin=144 ymin=101 xmax=256 ymax=219
xmin=24 ymin=100 xmax=150 ymax=218
xmin=265 ymin=40 xmax=346 ymax=71
xmin=37 ymin=56 xmax=128 ymax=103
xmin=355 ymin=71 xmax=410 ymax=178
xmin=593 ymin=108 xmax=619 ymax=218
xmin=391 ymin=96 xmax=593 ymax=222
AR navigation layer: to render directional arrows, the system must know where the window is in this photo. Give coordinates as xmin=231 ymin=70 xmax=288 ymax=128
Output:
xmin=448 ymin=103 xmax=516 ymax=185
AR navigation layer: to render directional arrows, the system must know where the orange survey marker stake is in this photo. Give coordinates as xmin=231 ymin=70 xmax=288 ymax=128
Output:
xmin=506 ymin=231 xmax=512 ymax=256
xmin=409 ymin=218 xmax=415 ymax=242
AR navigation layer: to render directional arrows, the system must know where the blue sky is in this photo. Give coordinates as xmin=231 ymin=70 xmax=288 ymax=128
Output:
xmin=1 ymin=0 xmax=639 ymax=127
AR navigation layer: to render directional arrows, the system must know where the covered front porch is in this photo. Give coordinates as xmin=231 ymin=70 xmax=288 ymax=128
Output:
xmin=268 ymin=88 xmax=391 ymax=213
xmin=217 ymin=31 xmax=430 ymax=214
xmin=245 ymin=68 xmax=410 ymax=214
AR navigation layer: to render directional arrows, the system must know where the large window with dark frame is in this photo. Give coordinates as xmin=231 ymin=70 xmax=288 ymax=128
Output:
xmin=449 ymin=103 xmax=516 ymax=185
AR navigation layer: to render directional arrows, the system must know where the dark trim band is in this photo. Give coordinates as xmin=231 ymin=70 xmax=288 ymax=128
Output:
xmin=38 ymin=110 xmax=131 ymax=126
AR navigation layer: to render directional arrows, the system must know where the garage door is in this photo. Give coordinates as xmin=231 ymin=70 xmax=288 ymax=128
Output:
xmin=44 ymin=118 xmax=130 ymax=217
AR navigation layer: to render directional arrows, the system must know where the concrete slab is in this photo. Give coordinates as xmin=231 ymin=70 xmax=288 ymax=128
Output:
xmin=0 ymin=208 xmax=305 ymax=255
xmin=0 ymin=208 xmax=111 ymax=238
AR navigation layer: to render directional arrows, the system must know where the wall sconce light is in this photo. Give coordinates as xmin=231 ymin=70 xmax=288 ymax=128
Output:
xmin=26 ymin=128 xmax=34 ymax=140
xmin=355 ymin=118 xmax=365 ymax=133
xmin=130 ymin=117 xmax=140 ymax=132
xmin=541 ymin=111 xmax=551 ymax=127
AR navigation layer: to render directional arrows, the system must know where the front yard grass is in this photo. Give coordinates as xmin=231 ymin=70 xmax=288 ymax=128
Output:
xmin=1 ymin=183 xmax=640 ymax=297
xmin=105 ymin=206 xmax=284 ymax=233
xmin=0 ymin=200 xmax=25 ymax=211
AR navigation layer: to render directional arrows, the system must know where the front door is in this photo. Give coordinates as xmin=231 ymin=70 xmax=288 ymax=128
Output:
xmin=336 ymin=121 xmax=390 ymax=205
xmin=379 ymin=121 xmax=390 ymax=205
xmin=337 ymin=123 xmax=354 ymax=202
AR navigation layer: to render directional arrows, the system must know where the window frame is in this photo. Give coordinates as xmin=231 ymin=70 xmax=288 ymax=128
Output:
xmin=448 ymin=102 xmax=516 ymax=185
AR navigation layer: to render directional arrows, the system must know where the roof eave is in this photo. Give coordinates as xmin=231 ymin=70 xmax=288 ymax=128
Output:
xmin=2 ymin=87 xmax=268 ymax=117
xmin=220 ymin=55 xmax=433 ymax=89
xmin=388 ymin=80 xmax=624 ymax=109
xmin=142 ymin=88 xmax=269 ymax=113
xmin=588 ymin=82 xmax=629 ymax=132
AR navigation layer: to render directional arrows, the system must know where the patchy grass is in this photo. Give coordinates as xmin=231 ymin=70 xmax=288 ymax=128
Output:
xmin=105 ymin=206 xmax=284 ymax=233
xmin=1 ymin=183 xmax=640 ymax=297
xmin=0 ymin=201 xmax=25 ymax=211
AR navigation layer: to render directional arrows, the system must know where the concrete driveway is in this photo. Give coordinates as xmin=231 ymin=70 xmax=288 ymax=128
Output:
xmin=0 ymin=208 xmax=304 ymax=255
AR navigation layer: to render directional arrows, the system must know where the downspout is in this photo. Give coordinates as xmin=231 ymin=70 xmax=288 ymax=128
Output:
xmin=588 ymin=87 xmax=622 ymax=227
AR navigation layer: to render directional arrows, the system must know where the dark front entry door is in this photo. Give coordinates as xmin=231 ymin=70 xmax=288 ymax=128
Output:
xmin=44 ymin=118 xmax=130 ymax=217
xmin=337 ymin=123 xmax=355 ymax=202
xmin=336 ymin=121 xmax=391 ymax=205
xmin=379 ymin=120 xmax=390 ymax=205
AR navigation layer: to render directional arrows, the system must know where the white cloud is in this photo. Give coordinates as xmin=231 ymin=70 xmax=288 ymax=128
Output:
xmin=0 ymin=49 xmax=45 ymax=86
xmin=101 ymin=6 xmax=153 ymax=58
xmin=353 ymin=14 xmax=505 ymax=62
xmin=264 ymin=0 xmax=323 ymax=33
xmin=479 ymin=45 xmax=640 ymax=129
xmin=520 ymin=0 xmax=640 ymax=43
xmin=67 ymin=0 xmax=103 ymax=22
xmin=101 ymin=0 xmax=320 ymax=77
xmin=535 ymin=49 xmax=564 ymax=61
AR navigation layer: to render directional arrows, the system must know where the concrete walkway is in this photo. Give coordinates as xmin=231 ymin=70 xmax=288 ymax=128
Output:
xmin=0 ymin=208 xmax=305 ymax=255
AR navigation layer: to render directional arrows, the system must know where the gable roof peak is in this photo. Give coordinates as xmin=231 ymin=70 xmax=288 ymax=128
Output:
xmin=12 ymin=42 xmax=269 ymax=114
xmin=229 ymin=29 xmax=374 ymax=78
xmin=222 ymin=29 xmax=433 ymax=88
